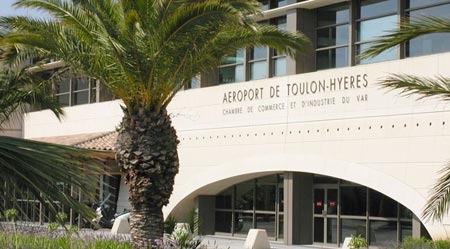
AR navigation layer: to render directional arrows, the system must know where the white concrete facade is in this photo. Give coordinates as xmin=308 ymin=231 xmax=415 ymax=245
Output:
xmin=24 ymin=52 xmax=450 ymax=240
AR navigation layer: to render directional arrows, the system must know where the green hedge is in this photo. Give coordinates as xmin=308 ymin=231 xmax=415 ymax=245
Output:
xmin=0 ymin=232 xmax=131 ymax=249
xmin=401 ymin=237 xmax=450 ymax=249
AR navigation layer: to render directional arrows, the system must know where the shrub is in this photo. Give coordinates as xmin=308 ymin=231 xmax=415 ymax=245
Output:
xmin=47 ymin=222 xmax=60 ymax=234
xmin=349 ymin=234 xmax=368 ymax=249
xmin=168 ymin=223 xmax=203 ymax=249
xmin=4 ymin=209 xmax=17 ymax=222
xmin=434 ymin=240 xmax=450 ymax=249
xmin=164 ymin=215 xmax=177 ymax=234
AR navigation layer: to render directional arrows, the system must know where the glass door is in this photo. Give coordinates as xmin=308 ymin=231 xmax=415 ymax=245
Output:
xmin=313 ymin=188 xmax=338 ymax=245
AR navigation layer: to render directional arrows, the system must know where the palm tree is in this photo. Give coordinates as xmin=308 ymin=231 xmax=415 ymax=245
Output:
xmin=360 ymin=16 xmax=450 ymax=222
xmin=0 ymin=66 xmax=110 ymax=224
xmin=0 ymin=0 xmax=310 ymax=246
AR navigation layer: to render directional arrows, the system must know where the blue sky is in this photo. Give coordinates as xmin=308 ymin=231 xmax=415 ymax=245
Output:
xmin=0 ymin=0 xmax=47 ymax=18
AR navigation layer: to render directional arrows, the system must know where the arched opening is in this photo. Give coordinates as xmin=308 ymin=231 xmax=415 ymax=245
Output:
xmin=192 ymin=172 xmax=431 ymax=247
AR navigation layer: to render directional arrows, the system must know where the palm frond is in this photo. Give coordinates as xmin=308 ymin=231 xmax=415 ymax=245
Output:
xmin=423 ymin=162 xmax=450 ymax=221
xmin=380 ymin=74 xmax=450 ymax=101
xmin=0 ymin=136 xmax=112 ymax=220
xmin=360 ymin=15 xmax=450 ymax=60
xmin=0 ymin=67 xmax=64 ymax=126
xmin=2 ymin=0 xmax=310 ymax=112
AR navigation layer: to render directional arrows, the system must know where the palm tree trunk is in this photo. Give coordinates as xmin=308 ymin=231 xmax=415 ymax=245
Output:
xmin=116 ymin=106 xmax=179 ymax=248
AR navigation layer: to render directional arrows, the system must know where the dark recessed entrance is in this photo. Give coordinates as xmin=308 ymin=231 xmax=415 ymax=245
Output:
xmin=199 ymin=172 xmax=430 ymax=246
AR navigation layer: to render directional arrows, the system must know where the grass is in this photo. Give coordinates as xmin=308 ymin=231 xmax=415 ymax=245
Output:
xmin=0 ymin=231 xmax=131 ymax=249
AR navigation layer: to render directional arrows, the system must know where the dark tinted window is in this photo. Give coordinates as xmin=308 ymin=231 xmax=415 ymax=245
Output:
xmin=317 ymin=3 xmax=349 ymax=26
xmin=408 ymin=0 xmax=449 ymax=8
xmin=408 ymin=4 xmax=450 ymax=57
xmin=359 ymin=0 xmax=397 ymax=19
xmin=370 ymin=190 xmax=397 ymax=218
xmin=341 ymin=187 xmax=367 ymax=216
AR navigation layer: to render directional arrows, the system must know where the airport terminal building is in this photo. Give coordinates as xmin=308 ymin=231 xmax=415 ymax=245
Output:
xmin=19 ymin=0 xmax=450 ymax=247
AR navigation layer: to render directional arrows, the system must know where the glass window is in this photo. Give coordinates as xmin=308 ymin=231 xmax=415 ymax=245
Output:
xmin=234 ymin=211 xmax=253 ymax=235
xmin=278 ymin=183 xmax=284 ymax=212
xmin=278 ymin=215 xmax=284 ymax=239
xmin=274 ymin=16 xmax=286 ymax=30
xmin=400 ymin=204 xmax=413 ymax=219
xmin=219 ymin=49 xmax=245 ymax=84
xmin=215 ymin=211 xmax=232 ymax=233
xmin=327 ymin=189 xmax=338 ymax=215
xmin=314 ymin=189 xmax=325 ymax=214
xmin=72 ymin=77 xmax=89 ymax=91
xmin=256 ymin=185 xmax=276 ymax=211
xmin=188 ymin=76 xmax=201 ymax=89
xmin=408 ymin=4 xmax=450 ymax=57
xmin=401 ymin=221 xmax=413 ymax=242
xmin=341 ymin=219 xmax=366 ymax=243
xmin=317 ymin=25 xmax=349 ymax=48
xmin=357 ymin=43 xmax=397 ymax=64
xmin=341 ymin=187 xmax=367 ymax=216
xmin=99 ymin=84 xmax=116 ymax=102
xmin=73 ymin=91 xmax=89 ymax=106
xmin=275 ymin=0 xmax=288 ymax=8
xmin=259 ymin=0 xmax=269 ymax=11
xmin=256 ymin=214 xmax=276 ymax=237
xmin=370 ymin=220 xmax=397 ymax=246
xmin=408 ymin=0 xmax=449 ymax=8
xmin=273 ymin=57 xmax=286 ymax=77
xmin=357 ymin=15 xmax=398 ymax=42
xmin=57 ymin=94 xmax=70 ymax=107
xmin=370 ymin=190 xmax=397 ymax=218
xmin=56 ymin=78 xmax=70 ymax=93
xmin=316 ymin=47 xmax=349 ymax=70
xmin=216 ymin=187 xmax=233 ymax=209
xmin=235 ymin=180 xmax=254 ymax=210
xmin=314 ymin=217 xmax=324 ymax=243
xmin=219 ymin=65 xmax=244 ymax=84
xmin=359 ymin=0 xmax=397 ymax=19
xmin=327 ymin=218 xmax=338 ymax=244
xmin=221 ymin=49 xmax=245 ymax=65
xmin=317 ymin=3 xmax=350 ymax=26
xmin=250 ymin=46 xmax=267 ymax=60
xmin=250 ymin=61 xmax=268 ymax=80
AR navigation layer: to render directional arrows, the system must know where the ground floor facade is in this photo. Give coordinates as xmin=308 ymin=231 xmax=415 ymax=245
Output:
xmin=195 ymin=172 xmax=425 ymax=247
xmin=24 ymin=52 xmax=450 ymax=246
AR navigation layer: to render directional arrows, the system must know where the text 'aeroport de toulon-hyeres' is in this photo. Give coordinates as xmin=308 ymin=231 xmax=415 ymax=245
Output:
xmin=221 ymin=74 xmax=369 ymax=116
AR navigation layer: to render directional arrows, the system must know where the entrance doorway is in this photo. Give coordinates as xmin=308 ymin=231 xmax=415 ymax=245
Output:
xmin=313 ymin=187 xmax=338 ymax=245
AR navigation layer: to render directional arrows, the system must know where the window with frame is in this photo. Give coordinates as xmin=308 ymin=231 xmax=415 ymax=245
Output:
xmin=356 ymin=0 xmax=398 ymax=64
xmin=258 ymin=0 xmax=290 ymax=10
xmin=316 ymin=3 xmax=350 ymax=70
xmin=55 ymin=77 xmax=97 ymax=107
xmin=272 ymin=16 xmax=287 ymax=77
xmin=406 ymin=0 xmax=450 ymax=57
xmin=218 ymin=49 xmax=245 ymax=84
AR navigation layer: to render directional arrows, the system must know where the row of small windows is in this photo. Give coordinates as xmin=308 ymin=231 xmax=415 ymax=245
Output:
xmin=55 ymin=77 xmax=116 ymax=107
xmin=181 ymin=120 xmax=447 ymax=141
xmin=218 ymin=16 xmax=287 ymax=84
xmin=216 ymin=0 xmax=450 ymax=86
xmin=317 ymin=0 xmax=450 ymax=69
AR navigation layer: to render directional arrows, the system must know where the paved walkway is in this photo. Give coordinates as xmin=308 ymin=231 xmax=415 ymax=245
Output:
xmin=201 ymin=235 xmax=338 ymax=249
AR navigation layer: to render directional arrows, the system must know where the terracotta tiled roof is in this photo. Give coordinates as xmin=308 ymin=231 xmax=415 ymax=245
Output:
xmin=74 ymin=131 xmax=117 ymax=151
xmin=31 ymin=131 xmax=117 ymax=151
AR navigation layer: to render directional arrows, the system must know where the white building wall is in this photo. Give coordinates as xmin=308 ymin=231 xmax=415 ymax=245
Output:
xmin=24 ymin=52 xmax=450 ymax=239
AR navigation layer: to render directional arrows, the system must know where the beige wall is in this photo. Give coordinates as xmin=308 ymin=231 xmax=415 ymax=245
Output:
xmin=24 ymin=52 xmax=450 ymax=239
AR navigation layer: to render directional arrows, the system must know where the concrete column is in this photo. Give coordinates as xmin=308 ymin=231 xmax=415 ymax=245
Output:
xmin=412 ymin=214 xmax=431 ymax=239
xmin=286 ymin=9 xmax=316 ymax=75
xmin=196 ymin=195 xmax=216 ymax=235
xmin=284 ymin=172 xmax=313 ymax=245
